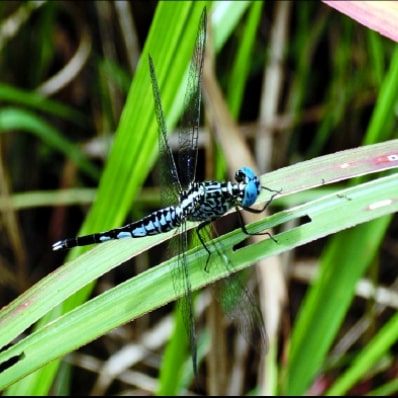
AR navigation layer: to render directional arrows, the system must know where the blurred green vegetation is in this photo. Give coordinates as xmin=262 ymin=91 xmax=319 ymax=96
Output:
xmin=0 ymin=1 xmax=397 ymax=395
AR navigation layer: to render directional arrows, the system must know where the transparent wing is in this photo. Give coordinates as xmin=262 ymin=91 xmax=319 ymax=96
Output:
xmin=198 ymin=222 xmax=268 ymax=354
xmin=178 ymin=8 xmax=206 ymax=187
xmin=149 ymin=8 xmax=207 ymax=376
xmin=148 ymin=55 xmax=181 ymax=204
xmin=174 ymin=220 xmax=268 ymax=375
xmin=171 ymin=223 xmax=199 ymax=375
xmin=172 ymin=8 xmax=207 ymax=374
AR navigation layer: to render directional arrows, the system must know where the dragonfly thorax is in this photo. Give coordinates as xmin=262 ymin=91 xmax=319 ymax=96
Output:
xmin=179 ymin=167 xmax=261 ymax=223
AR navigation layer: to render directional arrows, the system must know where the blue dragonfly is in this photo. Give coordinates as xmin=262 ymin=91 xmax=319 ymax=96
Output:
xmin=52 ymin=7 xmax=279 ymax=376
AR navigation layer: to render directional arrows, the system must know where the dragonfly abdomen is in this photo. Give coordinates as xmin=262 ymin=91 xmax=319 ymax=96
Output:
xmin=52 ymin=205 xmax=183 ymax=251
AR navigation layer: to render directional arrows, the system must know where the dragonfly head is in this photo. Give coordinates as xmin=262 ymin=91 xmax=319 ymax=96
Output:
xmin=235 ymin=167 xmax=261 ymax=207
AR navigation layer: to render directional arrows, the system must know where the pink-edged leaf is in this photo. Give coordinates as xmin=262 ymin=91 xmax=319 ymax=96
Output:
xmin=323 ymin=1 xmax=398 ymax=43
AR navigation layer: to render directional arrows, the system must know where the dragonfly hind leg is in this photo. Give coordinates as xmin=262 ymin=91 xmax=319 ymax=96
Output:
xmin=236 ymin=208 xmax=278 ymax=243
xmin=195 ymin=221 xmax=214 ymax=273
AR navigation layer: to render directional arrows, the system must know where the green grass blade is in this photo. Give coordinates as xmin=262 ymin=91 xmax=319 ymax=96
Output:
xmin=364 ymin=46 xmax=398 ymax=144
xmin=0 ymin=83 xmax=87 ymax=126
xmin=226 ymin=2 xmax=263 ymax=117
xmin=211 ymin=1 xmax=251 ymax=51
xmin=326 ymin=312 xmax=398 ymax=395
xmin=285 ymin=216 xmax=391 ymax=395
xmin=157 ymin=307 xmax=191 ymax=395
xmin=0 ymin=107 xmax=99 ymax=179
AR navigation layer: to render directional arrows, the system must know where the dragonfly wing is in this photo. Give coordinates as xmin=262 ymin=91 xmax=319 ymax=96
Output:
xmin=170 ymin=224 xmax=199 ymax=375
xmin=171 ymin=8 xmax=206 ymax=375
xmin=150 ymin=7 xmax=207 ymax=377
xmin=199 ymin=223 xmax=268 ymax=354
xmin=178 ymin=8 xmax=206 ymax=187
xmin=149 ymin=55 xmax=181 ymax=204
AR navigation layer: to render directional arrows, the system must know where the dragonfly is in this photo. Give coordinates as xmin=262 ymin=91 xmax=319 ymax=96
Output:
xmin=52 ymin=7 xmax=279 ymax=376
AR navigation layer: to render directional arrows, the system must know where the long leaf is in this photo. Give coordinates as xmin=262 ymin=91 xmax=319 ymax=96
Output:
xmin=0 ymin=140 xmax=397 ymax=390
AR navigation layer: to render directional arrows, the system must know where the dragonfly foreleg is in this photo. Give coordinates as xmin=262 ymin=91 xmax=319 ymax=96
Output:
xmin=237 ymin=186 xmax=281 ymax=242
xmin=244 ymin=186 xmax=281 ymax=214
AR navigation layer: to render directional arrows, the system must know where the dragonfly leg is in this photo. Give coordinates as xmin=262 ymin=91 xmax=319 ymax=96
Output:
xmin=235 ymin=207 xmax=277 ymax=242
xmin=196 ymin=220 xmax=213 ymax=273
xmin=238 ymin=186 xmax=281 ymax=243
xmin=245 ymin=187 xmax=281 ymax=214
